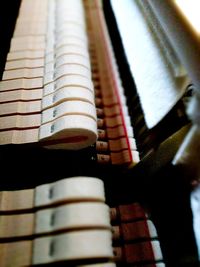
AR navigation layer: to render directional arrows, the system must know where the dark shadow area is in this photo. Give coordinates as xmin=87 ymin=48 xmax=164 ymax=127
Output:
xmin=0 ymin=0 xmax=21 ymax=79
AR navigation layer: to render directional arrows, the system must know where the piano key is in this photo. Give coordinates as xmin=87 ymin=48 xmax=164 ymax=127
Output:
xmin=0 ymin=241 xmax=32 ymax=267
xmin=16 ymin=16 xmax=48 ymax=23
xmin=39 ymin=115 xmax=97 ymax=150
xmin=9 ymin=38 xmax=45 ymax=52
xmin=56 ymin=5 xmax=85 ymax=14
xmin=5 ymin=58 xmax=45 ymax=70
xmin=13 ymin=24 xmax=47 ymax=37
xmin=42 ymin=87 xmax=95 ymax=110
xmin=55 ymin=54 xmax=91 ymax=69
xmin=56 ymin=9 xmax=85 ymax=19
xmin=0 ymin=238 xmax=117 ymax=266
xmin=2 ymin=67 xmax=44 ymax=80
xmin=0 ymin=213 xmax=34 ymax=239
xmin=36 ymin=176 xmax=106 ymax=207
xmin=7 ymin=50 xmax=44 ymax=61
xmin=33 ymin=230 xmax=113 ymax=265
xmin=55 ymin=36 xmax=88 ymax=50
xmin=0 ymin=89 xmax=42 ymax=103
xmin=0 ymin=188 xmax=34 ymax=213
xmin=19 ymin=0 xmax=48 ymax=8
xmin=19 ymin=3 xmax=48 ymax=10
xmin=0 ymin=231 xmax=113 ymax=266
xmin=53 ymin=64 xmax=91 ymax=81
xmin=44 ymin=76 xmax=94 ymax=97
xmin=0 ymin=128 xmax=39 ymax=145
xmin=35 ymin=202 xmax=111 ymax=235
xmin=0 ymin=203 xmax=110 ymax=239
xmin=0 ymin=2 xmax=140 ymax=161
xmin=0 ymin=78 xmax=43 ymax=91
xmin=0 ymin=100 xmax=41 ymax=116
xmin=0 ymin=177 xmax=105 ymax=213
xmin=10 ymin=35 xmax=45 ymax=45
xmin=41 ymin=100 xmax=97 ymax=124
xmin=55 ymin=75 xmax=94 ymax=93
xmin=0 ymin=228 xmax=111 ymax=265
xmin=56 ymin=28 xmax=88 ymax=44
xmin=16 ymin=12 xmax=48 ymax=21
xmin=56 ymin=22 xmax=86 ymax=36
xmin=0 ymin=114 xmax=41 ymax=130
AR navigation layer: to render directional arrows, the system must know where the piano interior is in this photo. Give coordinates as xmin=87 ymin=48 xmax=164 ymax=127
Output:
xmin=0 ymin=0 xmax=199 ymax=266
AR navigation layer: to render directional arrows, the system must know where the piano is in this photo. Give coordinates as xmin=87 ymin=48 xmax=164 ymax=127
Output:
xmin=0 ymin=0 xmax=199 ymax=266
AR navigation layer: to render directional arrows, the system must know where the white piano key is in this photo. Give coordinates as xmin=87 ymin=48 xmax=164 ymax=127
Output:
xmin=55 ymin=54 xmax=91 ymax=69
xmin=35 ymin=176 xmax=106 ymax=207
xmin=0 ymin=128 xmax=39 ymax=145
xmin=0 ymin=114 xmax=41 ymax=130
xmin=54 ymin=64 xmax=91 ymax=80
xmin=55 ymin=45 xmax=90 ymax=59
xmin=42 ymin=87 xmax=94 ymax=110
xmin=39 ymin=114 xmax=97 ymax=150
xmin=0 ymin=101 xmax=41 ymax=116
xmin=7 ymin=50 xmax=44 ymax=61
xmin=0 ymin=89 xmax=42 ymax=103
xmin=56 ymin=28 xmax=88 ymax=44
xmin=0 ymin=78 xmax=43 ymax=91
xmin=33 ymin=230 xmax=113 ymax=265
xmin=5 ymin=58 xmax=45 ymax=70
xmin=3 ymin=67 xmax=44 ymax=80
xmin=56 ymin=36 xmax=88 ymax=50
xmin=35 ymin=202 xmax=110 ymax=234
xmin=55 ymin=75 xmax=94 ymax=93
xmin=41 ymin=100 xmax=97 ymax=124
